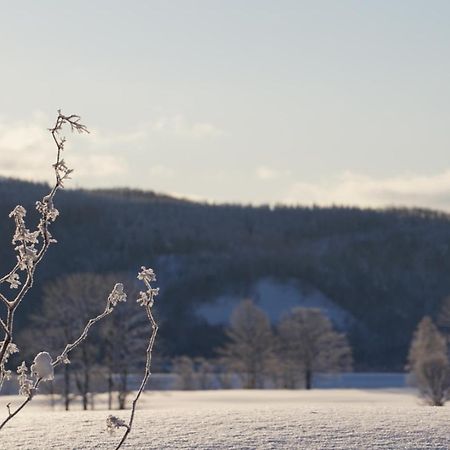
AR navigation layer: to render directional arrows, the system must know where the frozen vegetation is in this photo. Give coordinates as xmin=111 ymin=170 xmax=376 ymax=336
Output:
xmin=0 ymin=389 xmax=448 ymax=449
xmin=0 ymin=113 xmax=159 ymax=448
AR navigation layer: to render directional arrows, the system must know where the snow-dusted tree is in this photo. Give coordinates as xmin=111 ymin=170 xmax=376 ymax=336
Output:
xmin=219 ymin=299 xmax=275 ymax=389
xmin=407 ymin=316 xmax=450 ymax=406
xmin=0 ymin=112 xmax=160 ymax=449
xmin=277 ymin=308 xmax=352 ymax=390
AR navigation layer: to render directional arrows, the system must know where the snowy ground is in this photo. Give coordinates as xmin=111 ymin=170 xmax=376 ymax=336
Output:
xmin=0 ymin=389 xmax=449 ymax=449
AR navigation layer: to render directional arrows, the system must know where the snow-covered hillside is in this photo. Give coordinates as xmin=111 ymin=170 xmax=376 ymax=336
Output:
xmin=196 ymin=277 xmax=354 ymax=328
xmin=0 ymin=389 xmax=448 ymax=449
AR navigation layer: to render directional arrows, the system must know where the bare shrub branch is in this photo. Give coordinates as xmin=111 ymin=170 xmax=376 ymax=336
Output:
xmin=0 ymin=111 xmax=89 ymax=376
xmin=0 ymin=112 xmax=160 ymax=448
xmin=0 ymin=282 xmax=127 ymax=431
xmin=108 ymin=267 xmax=159 ymax=450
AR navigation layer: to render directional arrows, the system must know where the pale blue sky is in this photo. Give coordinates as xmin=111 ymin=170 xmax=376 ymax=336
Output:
xmin=1 ymin=1 xmax=450 ymax=209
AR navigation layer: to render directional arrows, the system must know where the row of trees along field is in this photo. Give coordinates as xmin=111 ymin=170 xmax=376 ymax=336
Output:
xmin=218 ymin=300 xmax=352 ymax=389
xmin=14 ymin=272 xmax=450 ymax=408
xmin=172 ymin=301 xmax=353 ymax=391
xmin=16 ymin=273 xmax=353 ymax=408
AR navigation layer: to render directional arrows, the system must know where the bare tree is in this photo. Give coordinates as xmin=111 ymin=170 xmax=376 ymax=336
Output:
xmin=407 ymin=316 xmax=450 ymax=406
xmin=219 ymin=299 xmax=275 ymax=389
xmin=277 ymin=308 xmax=352 ymax=390
xmin=19 ymin=282 xmax=80 ymax=411
xmin=107 ymin=267 xmax=159 ymax=449
xmin=26 ymin=273 xmax=122 ymax=410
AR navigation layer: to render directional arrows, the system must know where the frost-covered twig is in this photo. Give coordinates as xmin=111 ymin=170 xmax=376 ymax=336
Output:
xmin=0 ymin=270 xmax=159 ymax=442
xmin=109 ymin=267 xmax=159 ymax=450
xmin=0 ymin=113 xmax=160 ymax=448
xmin=0 ymin=283 xmax=127 ymax=430
xmin=0 ymin=111 xmax=89 ymax=379
xmin=52 ymin=283 xmax=127 ymax=368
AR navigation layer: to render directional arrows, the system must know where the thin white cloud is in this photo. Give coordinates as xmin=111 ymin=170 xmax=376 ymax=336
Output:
xmin=0 ymin=111 xmax=224 ymax=184
xmin=256 ymin=166 xmax=277 ymax=180
xmin=256 ymin=166 xmax=291 ymax=181
xmin=0 ymin=114 xmax=128 ymax=183
xmin=71 ymin=154 xmax=128 ymax=179
xmin=7 ymin=115 xmax=450 ymax=211
xmin=148 ymin=164 xmax=175 ymax=178
xmin=0 ymin=111 xmax=225 ymax=190
xmin=0 ymin=114 xmax=54 ymax=181
xmin=0 ymin=123 xmax=46 ymax=152
xmin=285 ymin=171 xmax=450 ymax=211
xmin=88 ymin=129 xmax=147 ymax=147
xmin=149 ymin=114 xmax=225 ymax=139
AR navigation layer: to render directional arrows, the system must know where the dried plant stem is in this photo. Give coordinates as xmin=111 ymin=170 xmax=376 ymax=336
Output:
xmin=0 ymin=378 xmax=42 ymax=430
xmin=0 ymin=112 xmax=88 ymax=370
xmin=0 ymin=286 xmax=120 ymax=430
xmin=0 ymin=113 xmax=160 ymax=449
xmin=114 ymin=304 xmax=158 ymax=450
xmin=53 ymin=304 xmax=115 ymax=367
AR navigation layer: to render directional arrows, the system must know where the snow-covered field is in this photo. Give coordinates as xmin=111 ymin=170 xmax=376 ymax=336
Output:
xmin=0 ymin=389 xmax=449 ymax=449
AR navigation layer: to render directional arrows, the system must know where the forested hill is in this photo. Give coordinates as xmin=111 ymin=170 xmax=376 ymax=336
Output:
xmin=1 ymin=178 xmax=450 ymax=370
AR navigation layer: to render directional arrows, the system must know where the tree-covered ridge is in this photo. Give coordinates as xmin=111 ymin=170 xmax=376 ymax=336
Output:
xmin=1 ymin=178 xmax=450 ymax=370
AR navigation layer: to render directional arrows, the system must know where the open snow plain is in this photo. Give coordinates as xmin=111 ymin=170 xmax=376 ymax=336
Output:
xmin=0 ymin=389 xmax=449 ymax=449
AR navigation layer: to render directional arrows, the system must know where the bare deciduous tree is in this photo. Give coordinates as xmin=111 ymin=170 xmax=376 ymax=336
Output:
xmin=23 ymin=273 xmax=127 ymax=410
xmin=407 ymin=316 xmax=450 ymax=406
xmin=219 ymin=299 xmax=275 ymax=389
xmin=277 ymin=308 xmax=352 ymax=390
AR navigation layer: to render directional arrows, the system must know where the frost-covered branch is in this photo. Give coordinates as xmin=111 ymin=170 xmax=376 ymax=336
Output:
xmin=0 ymin=270 xmax=159 ymax=440
xmin=108 ymin=267 xmax=159 ymax=450
xmin=0 ymin=113 xmax=160 ymax=448
xmin=52 ymin=283 xmax=127 ymax=368
xmin=0 ymin=283 xmax=127 ymax=431
xmin=0 ymin=318 xmax=9 ymax=338
xmin=0 ymin=111 xmax=89 ymax=377
xmin=0 ymin=365 xmax=41 ymax=431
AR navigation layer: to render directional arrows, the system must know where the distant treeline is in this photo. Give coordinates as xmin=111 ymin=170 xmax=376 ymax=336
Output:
xmin=2 ymin=178 xmax=450 ymax=371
